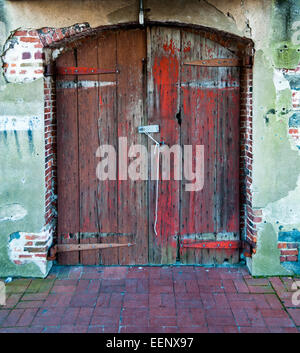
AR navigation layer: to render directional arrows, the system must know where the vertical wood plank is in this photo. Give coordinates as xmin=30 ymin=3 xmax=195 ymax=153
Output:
xmin=97 ymin=30 xmax=119 ymax=265
xmin=56 ymin=49 xmax=80 ymax=265
xmin=116 ymin=28 xmax=148 ymax=264
xmin=77 ymin=37 xmax=100 ymax=265
xmin=148 ymin=26 xmax=181 ymax=264
xmin=180 ymin=30 xmax=219 ymax=264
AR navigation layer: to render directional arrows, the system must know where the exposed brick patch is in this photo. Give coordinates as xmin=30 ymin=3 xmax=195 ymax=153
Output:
xmin=2 ymin=30 xmax=44 ymax=83
xmin=2 ymin=23 xmax=90 ymax=83
xmin=8 ymin=230 xmax=52 ymax=275
xmin=279 ymin=242 xmax=299 ymax=262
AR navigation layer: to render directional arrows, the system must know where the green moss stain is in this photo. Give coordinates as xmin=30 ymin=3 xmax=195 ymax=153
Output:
xmin=272 ymin=41 xmax=300 ymax=69
xmin=270 ymin=0 xmax=300 ymax=69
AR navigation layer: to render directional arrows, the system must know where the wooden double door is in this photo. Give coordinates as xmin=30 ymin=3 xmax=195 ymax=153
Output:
xmin=56 ymin=26 xmax=240 ymax=265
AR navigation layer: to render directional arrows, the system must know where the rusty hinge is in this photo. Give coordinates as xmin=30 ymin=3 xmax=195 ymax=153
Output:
xmin=47 ymin=243 xmax=135 ymax=261
xmin=184 ymin=58 xmax=241 ymax=67
xmin=56 ymin=66 xmax=119 ymax=75
xmin=181 ymin=240 xmax=240 ymax=249
xmin=180 ymin=239 xmax=255 ymax=258
xmin=44 ymin=65 xmax=119 ymax=77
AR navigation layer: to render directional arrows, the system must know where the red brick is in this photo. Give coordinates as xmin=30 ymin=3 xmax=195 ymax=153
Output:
xmin=4 ymin=309 xmax=24 ymax=326
xmin=14 ymin=30 xmax=28 ymax=36
xmin=34 ymin=51 xmax=44 ymax=60
xmin=20 ymin=37 xmax=40 ymax=43
xmin=121 ymin=308 xmax=148 ymax=326
xmin=287 ymin=308 xmax=300 ymax=326
xmin=233 ymin=279 xmax=249 ymax=293
xmin=15 ymin=308 xmax=38 ymax=326
xmin=22 ymin=52 xmax=31 ymax=59
xmin=287 ymin=255 xmax=298 ymax=261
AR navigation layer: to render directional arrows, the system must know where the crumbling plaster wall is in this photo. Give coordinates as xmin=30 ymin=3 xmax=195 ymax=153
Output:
xmin=0 ymin=0 xmax=51 ymax=277
xmin=0 ymin=0 xmax=299 ymax=276
xmin=249 ymin=0 xmax=300 ymax=276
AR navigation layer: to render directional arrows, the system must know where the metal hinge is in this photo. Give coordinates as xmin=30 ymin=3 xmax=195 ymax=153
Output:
xmin=45 ymin=65 xmax=119 ymax=76
xmin=47 ymin=243 xmax=135 ymax=261
xmin=180 ymin=239 xmax=255 ymax=258
xmin=181 ymin=240 xmax=240 ymax=249
xmin=56 ymin=66 xmax=119 ymax=75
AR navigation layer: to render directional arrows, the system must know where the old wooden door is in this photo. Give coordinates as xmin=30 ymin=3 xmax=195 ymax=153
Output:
xmin=56 ymin=26 xmax=240 ymax=265
xmin=147 ymin=27 xmax=240 ymax=264
xmin=56 ymin=29 xmax=148 ymax=265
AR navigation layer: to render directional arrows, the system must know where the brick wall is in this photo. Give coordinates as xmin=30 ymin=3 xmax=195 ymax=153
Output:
xmin=44 ymin=76 xmax=57 ymax=238
xmin=8 ymin=230 xmax=52 ymax=275
xmin=239 ymin=66 xmax=263 ymax=256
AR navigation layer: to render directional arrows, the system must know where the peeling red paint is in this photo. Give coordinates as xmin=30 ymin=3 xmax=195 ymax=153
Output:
xmin=183 ymin=41 xmax=191 ymax=53
xmin=163 ymin=39 xmax=179 ymax=55
xmin=152 ymin=55 xmax=179 ymax=119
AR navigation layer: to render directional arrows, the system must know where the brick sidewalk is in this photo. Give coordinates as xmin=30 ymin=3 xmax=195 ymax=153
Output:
xmin=0 ymin=265 xmax=299 ymax=333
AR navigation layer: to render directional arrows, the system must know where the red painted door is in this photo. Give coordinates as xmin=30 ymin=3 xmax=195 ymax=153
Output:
xmin=56 ymin=26 xmax=240 ymax=265
xmin=147 ymin=26 xmax=240 ymax=264
xmin=179 ymin=28 xmax=240 ymax=264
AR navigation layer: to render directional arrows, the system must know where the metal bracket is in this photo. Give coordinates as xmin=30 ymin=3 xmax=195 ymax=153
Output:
xmin=47 ymin=243 xmax=135 ymax=261
xmin=181 ymin=240 xmax=240 ymax=249
xmin=56 ymin=66 xmax=119 ymax=75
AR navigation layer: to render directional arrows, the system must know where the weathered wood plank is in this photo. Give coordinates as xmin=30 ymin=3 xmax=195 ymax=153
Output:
xmin=147 ymin=26 xmax=181 ymax=264
xmin=56 ymin=49 xmax=80 ymax=265
xmin=77 ymin=37 xmax=100 ymax=265
xmin=97 ymin=30 xmax=119 ymax=265
xmin=116 ymin=28 xmax=148 ymax=264
xmin=180 ymin=30 xmax=219 ymax=264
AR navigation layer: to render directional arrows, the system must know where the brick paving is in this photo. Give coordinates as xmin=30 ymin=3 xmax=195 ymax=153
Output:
xmin=0 ymin=265 xmax=300 ymax=333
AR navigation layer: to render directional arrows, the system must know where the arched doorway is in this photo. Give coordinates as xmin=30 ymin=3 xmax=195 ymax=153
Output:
xmin=55 ymin=25 xmax=242 ymax=265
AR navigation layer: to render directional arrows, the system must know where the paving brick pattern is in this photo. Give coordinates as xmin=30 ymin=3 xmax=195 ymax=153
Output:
xmin=0 ymin=266 xmax=300 ymax=333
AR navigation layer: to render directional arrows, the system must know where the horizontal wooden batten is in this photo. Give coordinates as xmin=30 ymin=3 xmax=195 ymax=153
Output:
xmin=184 ymin=58 xmax=241 ymax=67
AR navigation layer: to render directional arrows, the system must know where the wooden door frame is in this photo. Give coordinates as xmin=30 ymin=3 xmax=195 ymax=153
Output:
xmin=43 ymin=21 xmax=255 ymax=262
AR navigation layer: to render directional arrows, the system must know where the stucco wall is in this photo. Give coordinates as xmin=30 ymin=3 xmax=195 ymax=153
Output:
xmin=0 ymin=0 xmax=300 ymax=276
